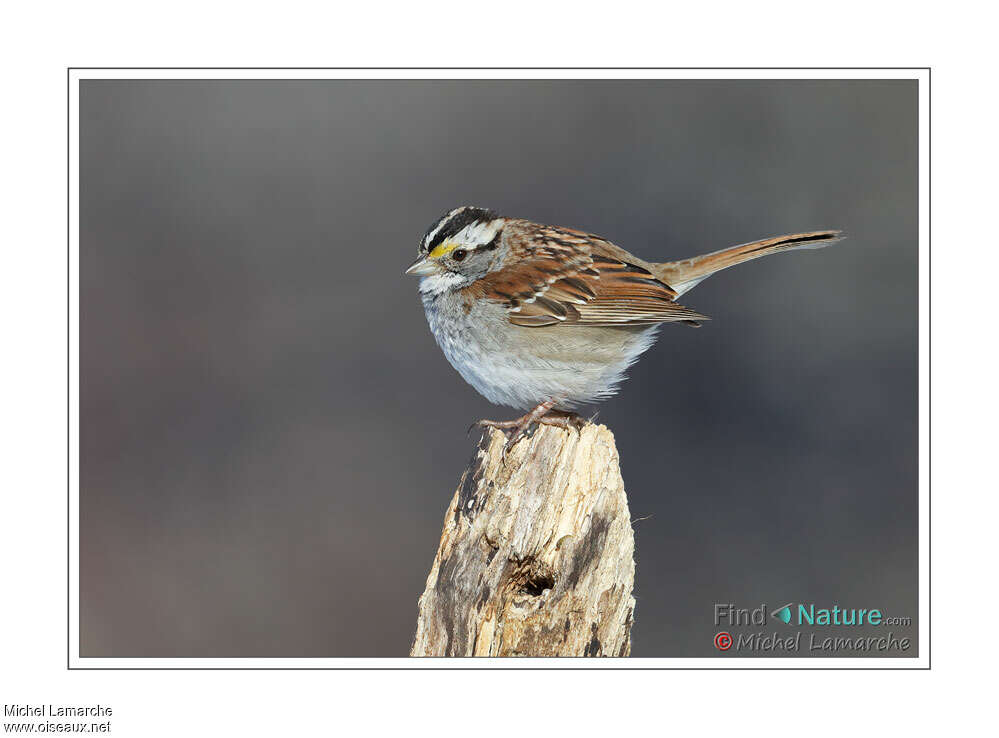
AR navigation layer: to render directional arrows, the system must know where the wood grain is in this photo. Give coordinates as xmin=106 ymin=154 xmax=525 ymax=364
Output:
xmin=411 ymin=422 xmax=636 ymax=657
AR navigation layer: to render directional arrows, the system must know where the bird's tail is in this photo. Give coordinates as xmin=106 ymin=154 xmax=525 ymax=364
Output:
xmin=654 ymin=230 xmax=844 ymax=298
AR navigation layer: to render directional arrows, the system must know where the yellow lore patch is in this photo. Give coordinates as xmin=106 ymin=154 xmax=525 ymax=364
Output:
xmin=428 ymin=240 xmax=461 ymax=260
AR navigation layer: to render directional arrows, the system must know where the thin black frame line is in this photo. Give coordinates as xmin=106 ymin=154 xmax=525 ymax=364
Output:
xmin=66 ymin=66 xmax=71 ymax=672
xmin=68 ymin=79 xmax=920 ymax=84
xmin=68 ymin=66 xmax=931 ymax=70
xmin=69 ymin=656 xmax=929 ymax=672
xmin=927 ymin=67 xmax=932 ymax=670
xmin=67 ymin=70 xmax=930 ymax=671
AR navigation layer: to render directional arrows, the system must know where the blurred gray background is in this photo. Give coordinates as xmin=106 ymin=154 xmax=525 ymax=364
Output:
xmin=80 ymin=79 xmax=917 ymax=658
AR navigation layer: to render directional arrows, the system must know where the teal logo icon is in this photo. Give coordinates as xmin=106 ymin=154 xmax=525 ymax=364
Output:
xmin=771 ymin=603 xmax=793 ymax=624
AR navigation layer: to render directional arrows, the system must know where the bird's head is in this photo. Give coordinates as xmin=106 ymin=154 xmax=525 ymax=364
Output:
xmin=406 ymin=206 xmax=506 ymax=293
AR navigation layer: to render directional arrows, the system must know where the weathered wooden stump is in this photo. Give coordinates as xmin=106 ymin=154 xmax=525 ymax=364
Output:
xmin=411 ymin=422 xmax=636 ymax=657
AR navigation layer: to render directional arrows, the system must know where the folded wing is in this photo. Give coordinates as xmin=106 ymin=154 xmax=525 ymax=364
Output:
xmin=477 ymin=224 xmax=709 ymax=328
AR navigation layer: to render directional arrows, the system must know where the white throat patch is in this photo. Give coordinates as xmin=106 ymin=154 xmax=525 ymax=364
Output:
xmin=418 ymin=270 xmax=467 ymax=298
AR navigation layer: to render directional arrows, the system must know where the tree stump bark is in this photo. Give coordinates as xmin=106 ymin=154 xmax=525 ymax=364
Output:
xmin=411 ymin=422 xmax=636 ymax=657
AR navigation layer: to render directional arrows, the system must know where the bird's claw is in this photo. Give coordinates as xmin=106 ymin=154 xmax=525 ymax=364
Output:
xmin=501 ymin=427 xmax=530 ymax=461
xmin=537 ymin=411 xmax=587 ymax=432
xmin=469 ymin=400 xmax=575 ymax=464
xmin=469 ymin=418 xmax=518 ymax=436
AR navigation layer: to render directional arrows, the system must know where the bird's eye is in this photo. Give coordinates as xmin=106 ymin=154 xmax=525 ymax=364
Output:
xmin=452 ymin=249 xmax=468 ymax=262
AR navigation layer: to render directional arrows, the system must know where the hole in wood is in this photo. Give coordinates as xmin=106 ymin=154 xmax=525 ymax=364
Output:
xmin=519 ymin=572 xmax=556 ymax=597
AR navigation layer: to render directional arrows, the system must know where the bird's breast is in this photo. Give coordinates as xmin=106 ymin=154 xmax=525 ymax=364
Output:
xmin=420 ymin=291 xmax=658 ymax=410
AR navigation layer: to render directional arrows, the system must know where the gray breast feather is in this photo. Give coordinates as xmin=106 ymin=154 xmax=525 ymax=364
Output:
xmin=422 ymin=291 xmax=659 ymax=410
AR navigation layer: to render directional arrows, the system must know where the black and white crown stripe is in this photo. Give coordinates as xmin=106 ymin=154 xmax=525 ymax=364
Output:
xmin=420 ymin=206 xmax=498 ymax=254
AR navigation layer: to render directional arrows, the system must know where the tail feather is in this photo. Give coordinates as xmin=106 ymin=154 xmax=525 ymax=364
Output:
xmin=655 ymin=230 xmax=843 ymax=297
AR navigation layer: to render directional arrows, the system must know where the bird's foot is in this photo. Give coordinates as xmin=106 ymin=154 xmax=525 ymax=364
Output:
xmin=536 ymin=410 xmax=587 ymax=432
xmin=470 ymin=401 xmax=585 ymax=460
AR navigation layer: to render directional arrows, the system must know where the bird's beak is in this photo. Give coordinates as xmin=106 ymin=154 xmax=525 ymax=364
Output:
xmin=405 ymin=257 xmax=439 ymax=277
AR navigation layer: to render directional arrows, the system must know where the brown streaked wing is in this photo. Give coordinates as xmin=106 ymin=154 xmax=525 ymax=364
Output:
xmin=483 ymin=223 xmax=709 ymax=328
xmin=566 ymin=248 xmax=708 ymax=326
xmin=570 ymin=297 xmax=708 ymax=326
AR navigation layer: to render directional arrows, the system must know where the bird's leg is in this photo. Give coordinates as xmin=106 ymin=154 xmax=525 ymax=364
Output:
xmin=471 ymin=399 xmax=560 ymax=454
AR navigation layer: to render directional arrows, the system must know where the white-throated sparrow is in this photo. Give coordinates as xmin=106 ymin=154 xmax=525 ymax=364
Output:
xmin=406 ymin=206 xmax=842 ymax=447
